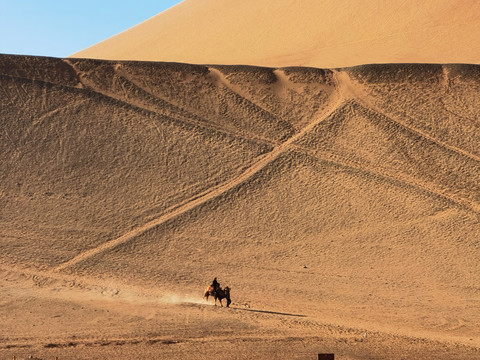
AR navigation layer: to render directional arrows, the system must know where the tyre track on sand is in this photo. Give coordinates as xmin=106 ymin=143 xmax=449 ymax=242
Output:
xmin=53 ymin=94 xmax=345 ymax=272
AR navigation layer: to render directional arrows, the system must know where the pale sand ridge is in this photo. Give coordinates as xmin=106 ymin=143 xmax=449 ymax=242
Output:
xmin=72 ymin=0 xmax=480 ymax=68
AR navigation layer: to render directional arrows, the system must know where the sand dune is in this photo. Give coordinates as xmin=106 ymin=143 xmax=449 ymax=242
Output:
xmin=1 ymin=54 xmax=480 ymax=359
xmin=72 ymin=0 xmax=480 ymax=68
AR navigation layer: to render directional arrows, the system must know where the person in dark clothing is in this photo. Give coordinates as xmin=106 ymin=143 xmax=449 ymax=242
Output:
xmin=211 ymin=277 xmax=220 ymax=291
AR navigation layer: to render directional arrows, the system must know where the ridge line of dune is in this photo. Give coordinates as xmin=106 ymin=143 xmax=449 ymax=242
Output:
xmin=53 ymin=93 xmax=345 ymax=272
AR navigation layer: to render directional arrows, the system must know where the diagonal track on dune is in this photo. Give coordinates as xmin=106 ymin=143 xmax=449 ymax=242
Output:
xmin=53 ymin=94 xmax=344 ymax=271
xmin=61 ymin=60 xmax=279 ymax=147
xmin=113 ymin=65 xmax=246 ymax=135
xmin=347 ymin=99 xmax=480 ymax=213
xmin=335 ymin=70 xmax=480 ymax=165
xmin=207 ymin=67 xmax=296 ymax=134
xmin=114 ymin=64 xmax=295 ymax=144
xmin=19 ymin=98 xmax=91 ymax=145
xmin=360 ymin=97 xmax=480 ymax=164
xmin=332 ymin=70 xmax=480 ymax=212
xmin=8 ymin=61 xmax=479 ymax=269
xmin=290 ymin=145 xmax=480 ymax=215
xmin=2 ymin=71 xmax=277 ymax=148
xmin=114 ymin=66 xmax=242 ymax=132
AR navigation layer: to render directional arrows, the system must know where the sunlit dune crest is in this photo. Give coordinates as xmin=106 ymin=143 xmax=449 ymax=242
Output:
xmin=72 ymin=0 xmax=480 ymax=68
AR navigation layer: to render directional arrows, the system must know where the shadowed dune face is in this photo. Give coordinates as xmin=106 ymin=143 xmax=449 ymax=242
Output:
xmin=1 ymin=55 xmax=480 ymax=358
xmin=0 ymin=55 xmax=337 ymax=268
xmin=71 ymin=0 xmax=480 ymax=68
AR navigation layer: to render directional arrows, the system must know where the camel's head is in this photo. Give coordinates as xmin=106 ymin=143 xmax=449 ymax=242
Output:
xmin=224 ymin=286 xmax=230 ymax=294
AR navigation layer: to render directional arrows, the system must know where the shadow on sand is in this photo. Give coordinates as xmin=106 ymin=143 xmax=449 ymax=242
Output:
xmin=231 ymin=307 xmax=307 ymax=317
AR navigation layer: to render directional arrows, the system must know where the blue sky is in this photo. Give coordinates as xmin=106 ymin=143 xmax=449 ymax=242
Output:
xmin=0 ymin=1 xmax=183 ymax=58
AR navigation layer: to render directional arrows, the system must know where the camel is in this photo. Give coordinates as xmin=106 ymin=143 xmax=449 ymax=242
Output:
xmin=203 ymin=285 xmax=231 ymax=307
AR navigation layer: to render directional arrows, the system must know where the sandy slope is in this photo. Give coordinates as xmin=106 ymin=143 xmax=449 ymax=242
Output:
xmin=71 ymin=0 xmax=480 ymax=68
xmin=1 ymin=54 xmax=480 ymax=359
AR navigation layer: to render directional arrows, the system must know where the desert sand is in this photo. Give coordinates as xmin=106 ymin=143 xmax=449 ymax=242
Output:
xmin=3 ymin=1 xmax=480 ymax=359
xmin=72 ymin=0 xmax=480 ymax=68
xmin=1 ymin=54 xmax=480 ymax=359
